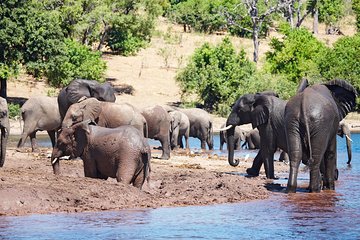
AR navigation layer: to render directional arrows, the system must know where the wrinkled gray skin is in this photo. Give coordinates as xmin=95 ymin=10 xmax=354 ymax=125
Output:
xmin=285 ymin=79 xmax=357 ymax=193
xmin=219 ymin=124 xmax=245 ymax=151
xmin=242 ymin=128 xmax=260 ymax=149
xmin=17 ymin=96 xmax=61 ymax=152
xmin=141 ymin=105 xmax=171 ymax=159
xmin=169 ymin=110 xmax=190 ymax=150
xmin=180 ymin=108 xmax=214 ymax=150
xmin=58 ymin=79 xmax=116 ymax=119
xmin=51 ymin=122 xmax=151 ymax=189
xmin=62 ymin=98 xmax=147 ymax=137
xmin=337 ymin=121 xmax=352 ymax=165
xmin=226 ymin=91 xmax=287 ymax=179
xmin=0 ymin=97 xmax=9 ymax=167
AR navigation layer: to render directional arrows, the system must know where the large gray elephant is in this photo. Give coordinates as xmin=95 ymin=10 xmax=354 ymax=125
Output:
xmin=141 ymin=105 xmax=171 ymax=159
xmin=179 ymin=108 xmax=214 ymax=150
xmin=285 ymin=79 xmax=357 ymax=193
xmin=17 ymin=96 xmax=61 ymax=152
xmin=51 ymin=121 xmax=151 ymax=189
xmin=219 ymin=124 xmax=246 ymax=151
xmin=62 ymin=98 xmax=147 ymax=137
xmin=0 ymin=97 xmax=9 ymax=167
xmin=223 ymin=91 xmax=287 ymax=179
xmin=58 ymin=79 xmax=116 ymax=119
xmin=169 ymin=110 xmax=190 ymax=150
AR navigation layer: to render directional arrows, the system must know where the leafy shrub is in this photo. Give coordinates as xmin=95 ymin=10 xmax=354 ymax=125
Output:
xmin=176 ymin=37 xmax=256 ymax=116
xmin=318 ymin=34 xmax=360 ymax=108
xmin=265 ymin=26 xmax=327 ymax=84
xmin=8 ymin=103 xmax=21 ymax=120
xmin=353 ymin=0 xmax=360 ymax=32
xmin=46 ymin=39 xmax=107 ymax=87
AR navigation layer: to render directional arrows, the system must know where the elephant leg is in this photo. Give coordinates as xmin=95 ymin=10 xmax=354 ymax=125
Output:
xmin=133 ymin=168 xmax=146 ymax=189
xmin=29 ymin=131 xmax=38 ymax=152
xmin=322 ymin=137 xmax=337 ymax=190
xmin=219 ymin=132 xmax=224 ymax=150
xmin=116 ymin=160 xmax=137 ymax=184
xmin=83 ymin=159 xmax=98 ymax=178
xmin=246 ymin=151 xmax=263 ymax=177
xmin=200 ymin=139 xmax=206 ymax=150
xmin=286 ymin=130 xmax=302 ymax=193
xmin=159 ymin=136 xmax=170 ymax=160
xmin=178 ymin=135 xmax=184 ymax=149
xmin=47 ymin=130 xmax=56 ymax=148
xmin=235 ymin=139 xmax=241 ymax=150
xmin=184 ymin=134 xmax=190 ymax=149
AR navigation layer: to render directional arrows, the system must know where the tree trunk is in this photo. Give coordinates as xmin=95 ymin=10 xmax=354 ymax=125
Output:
xmin=0 ymin=78 xmax=7 ymax=99
xmin=313 ymin=7 xmax=319 ymax=34
xmin=252 ymin=26 xmax=260 ymax=63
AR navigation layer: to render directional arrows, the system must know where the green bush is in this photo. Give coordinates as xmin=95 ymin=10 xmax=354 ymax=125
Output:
xmin=318 ymin=34 xmax=360 ymax=107
xmin=265 ymin=26 xmax=327 ymax=84
xmin=353 ymin=0 xmax=360 ymax=32
xmin=176 ymin=37 xmax=256 ymax=116
xmin=46 ymin=39 xmax=107 ymax=87
xmin=8 ymin=103 xmax=21 ymax=120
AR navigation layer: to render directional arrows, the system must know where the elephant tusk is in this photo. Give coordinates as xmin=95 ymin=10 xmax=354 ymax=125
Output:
xmin=345 ymin=134 xmax=353 ymax=142
xmin=52 ymin=158 xmax=59 ymax=165
xmin=217 ymin=125 xmax=233 ymax=131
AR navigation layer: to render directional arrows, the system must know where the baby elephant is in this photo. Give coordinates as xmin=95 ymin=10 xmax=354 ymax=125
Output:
xmin=51 ymin=121 xmax=151 ymax=189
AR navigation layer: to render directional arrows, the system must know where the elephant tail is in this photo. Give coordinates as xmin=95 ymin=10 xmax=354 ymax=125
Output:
xmin=302 ymin=97 xmax=313 ymax=164
xmin=143 ymin=122 xmax=149 ymax=138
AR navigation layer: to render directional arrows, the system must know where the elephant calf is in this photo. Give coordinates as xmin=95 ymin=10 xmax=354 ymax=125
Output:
xmin=17 ymin=96 xmax=61 ymax=152
xmin=51 ymin=121 xmax=151 ymax=189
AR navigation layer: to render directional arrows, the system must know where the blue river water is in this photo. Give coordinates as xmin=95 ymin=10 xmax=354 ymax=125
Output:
xmin=1 ymin=134 xmax=360 ymax=239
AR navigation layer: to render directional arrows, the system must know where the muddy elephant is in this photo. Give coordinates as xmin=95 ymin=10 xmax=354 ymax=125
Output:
xmin=219 ymin=124 xmax=246 ymax=151
xmin=62 ymin=98 xmax=147 ymax=137
xmin=58 ymin=79 xmax=116 ymax=119
xmin=285 ymin=79 xmax=357 ymax=193
xmin=17 ymin=96 xmax=61 ymax=152
xmin=169 ymin=110 xmax=190 ymax=150
xmin=51 ymin=121 xmax=151 ymax=189
xmin=222 ymin=91 xmax=287 ymax=179
xmin=242 ymin=128 xmax=260 ymax=150
xmin=0 ymin=97 xmax=9 ymax=167
xmin=179 ymin=108 xmax=214 ymax=150
xmin=141 ymin=105 xmax=171 ymax=159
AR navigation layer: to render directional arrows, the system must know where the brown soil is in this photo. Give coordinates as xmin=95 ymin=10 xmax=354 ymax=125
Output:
xmin=1 ymin=18 xmax=359 ymax=216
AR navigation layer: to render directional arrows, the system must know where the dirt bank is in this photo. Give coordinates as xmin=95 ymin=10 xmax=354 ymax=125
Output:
xmin=0 ymin=146 xmax=291 ymax=216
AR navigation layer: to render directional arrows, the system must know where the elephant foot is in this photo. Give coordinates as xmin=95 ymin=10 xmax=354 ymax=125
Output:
xmin=160 ymin=154 xmax=170 ymax=160
xmin=286 ymin=186 xmax=297 ymax=193
xmin=246 ymin=168 xmax=259 ymax=177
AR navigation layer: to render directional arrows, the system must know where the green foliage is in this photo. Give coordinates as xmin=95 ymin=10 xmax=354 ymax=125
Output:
xmin=8 ymin=103 xmax=21 ymax=120
xmin=352 ymin=0 xmax=360 ymax=32
xmin=46 ymin=39 xmax=107 ymax=87
xmin=176 ymin=37 xmax=256 ymax=116
xmin=106 ymin=0 xmax=164 ymax=55
xmin=318 ymin=34 xmax=360 ymax=102
xmin=318 ymin=0 xmax=345 ymax=27
xmin=265 ymin=26 xmax=327 ymax=84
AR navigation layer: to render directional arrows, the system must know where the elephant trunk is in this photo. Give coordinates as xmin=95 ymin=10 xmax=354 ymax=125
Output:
xmin=227 ymin=125 xmax=239 ymax=166
xmin=51 ymin=148 xmax=62 ymax=175
xmin=0 ymin=127 xmax=8 ymax=167
xmin=345 ymin=134 xmax=352 ymax=164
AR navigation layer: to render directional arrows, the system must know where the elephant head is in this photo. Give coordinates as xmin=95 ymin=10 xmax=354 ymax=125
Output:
xmin=62 ymin=98 xmax=102 ymax=128
xmin=0 ymin=97 xmax=9 ymax=167
xmin=58 ymin=79 xmax=116 ymax=119
xmin=51 ymin=121 xmax=90 ymax=174
xmin=223 ymin=91 xmax=277 ymax=167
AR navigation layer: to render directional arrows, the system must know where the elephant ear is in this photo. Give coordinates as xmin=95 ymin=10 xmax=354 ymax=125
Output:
xmin=250 ymin=94 xmax=270 ymax=129
xmin=67 ymin=79 xmax=92 ymax=104
xmin=296 ymin=78 xmax=309 ymax=93
xmin=324 ymin=79 xmax=358 ymax=119
xmin=82 ymin=98 xmax=102 ymax=121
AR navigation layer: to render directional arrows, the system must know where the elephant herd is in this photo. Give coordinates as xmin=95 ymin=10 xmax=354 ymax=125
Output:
xmin=220 ymin=78 xmax=357 ymax=193
xmin=6 ymin=79 xmax=215 ymax=189
xmin=0 ymin=78 xmax=357 ymax=193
